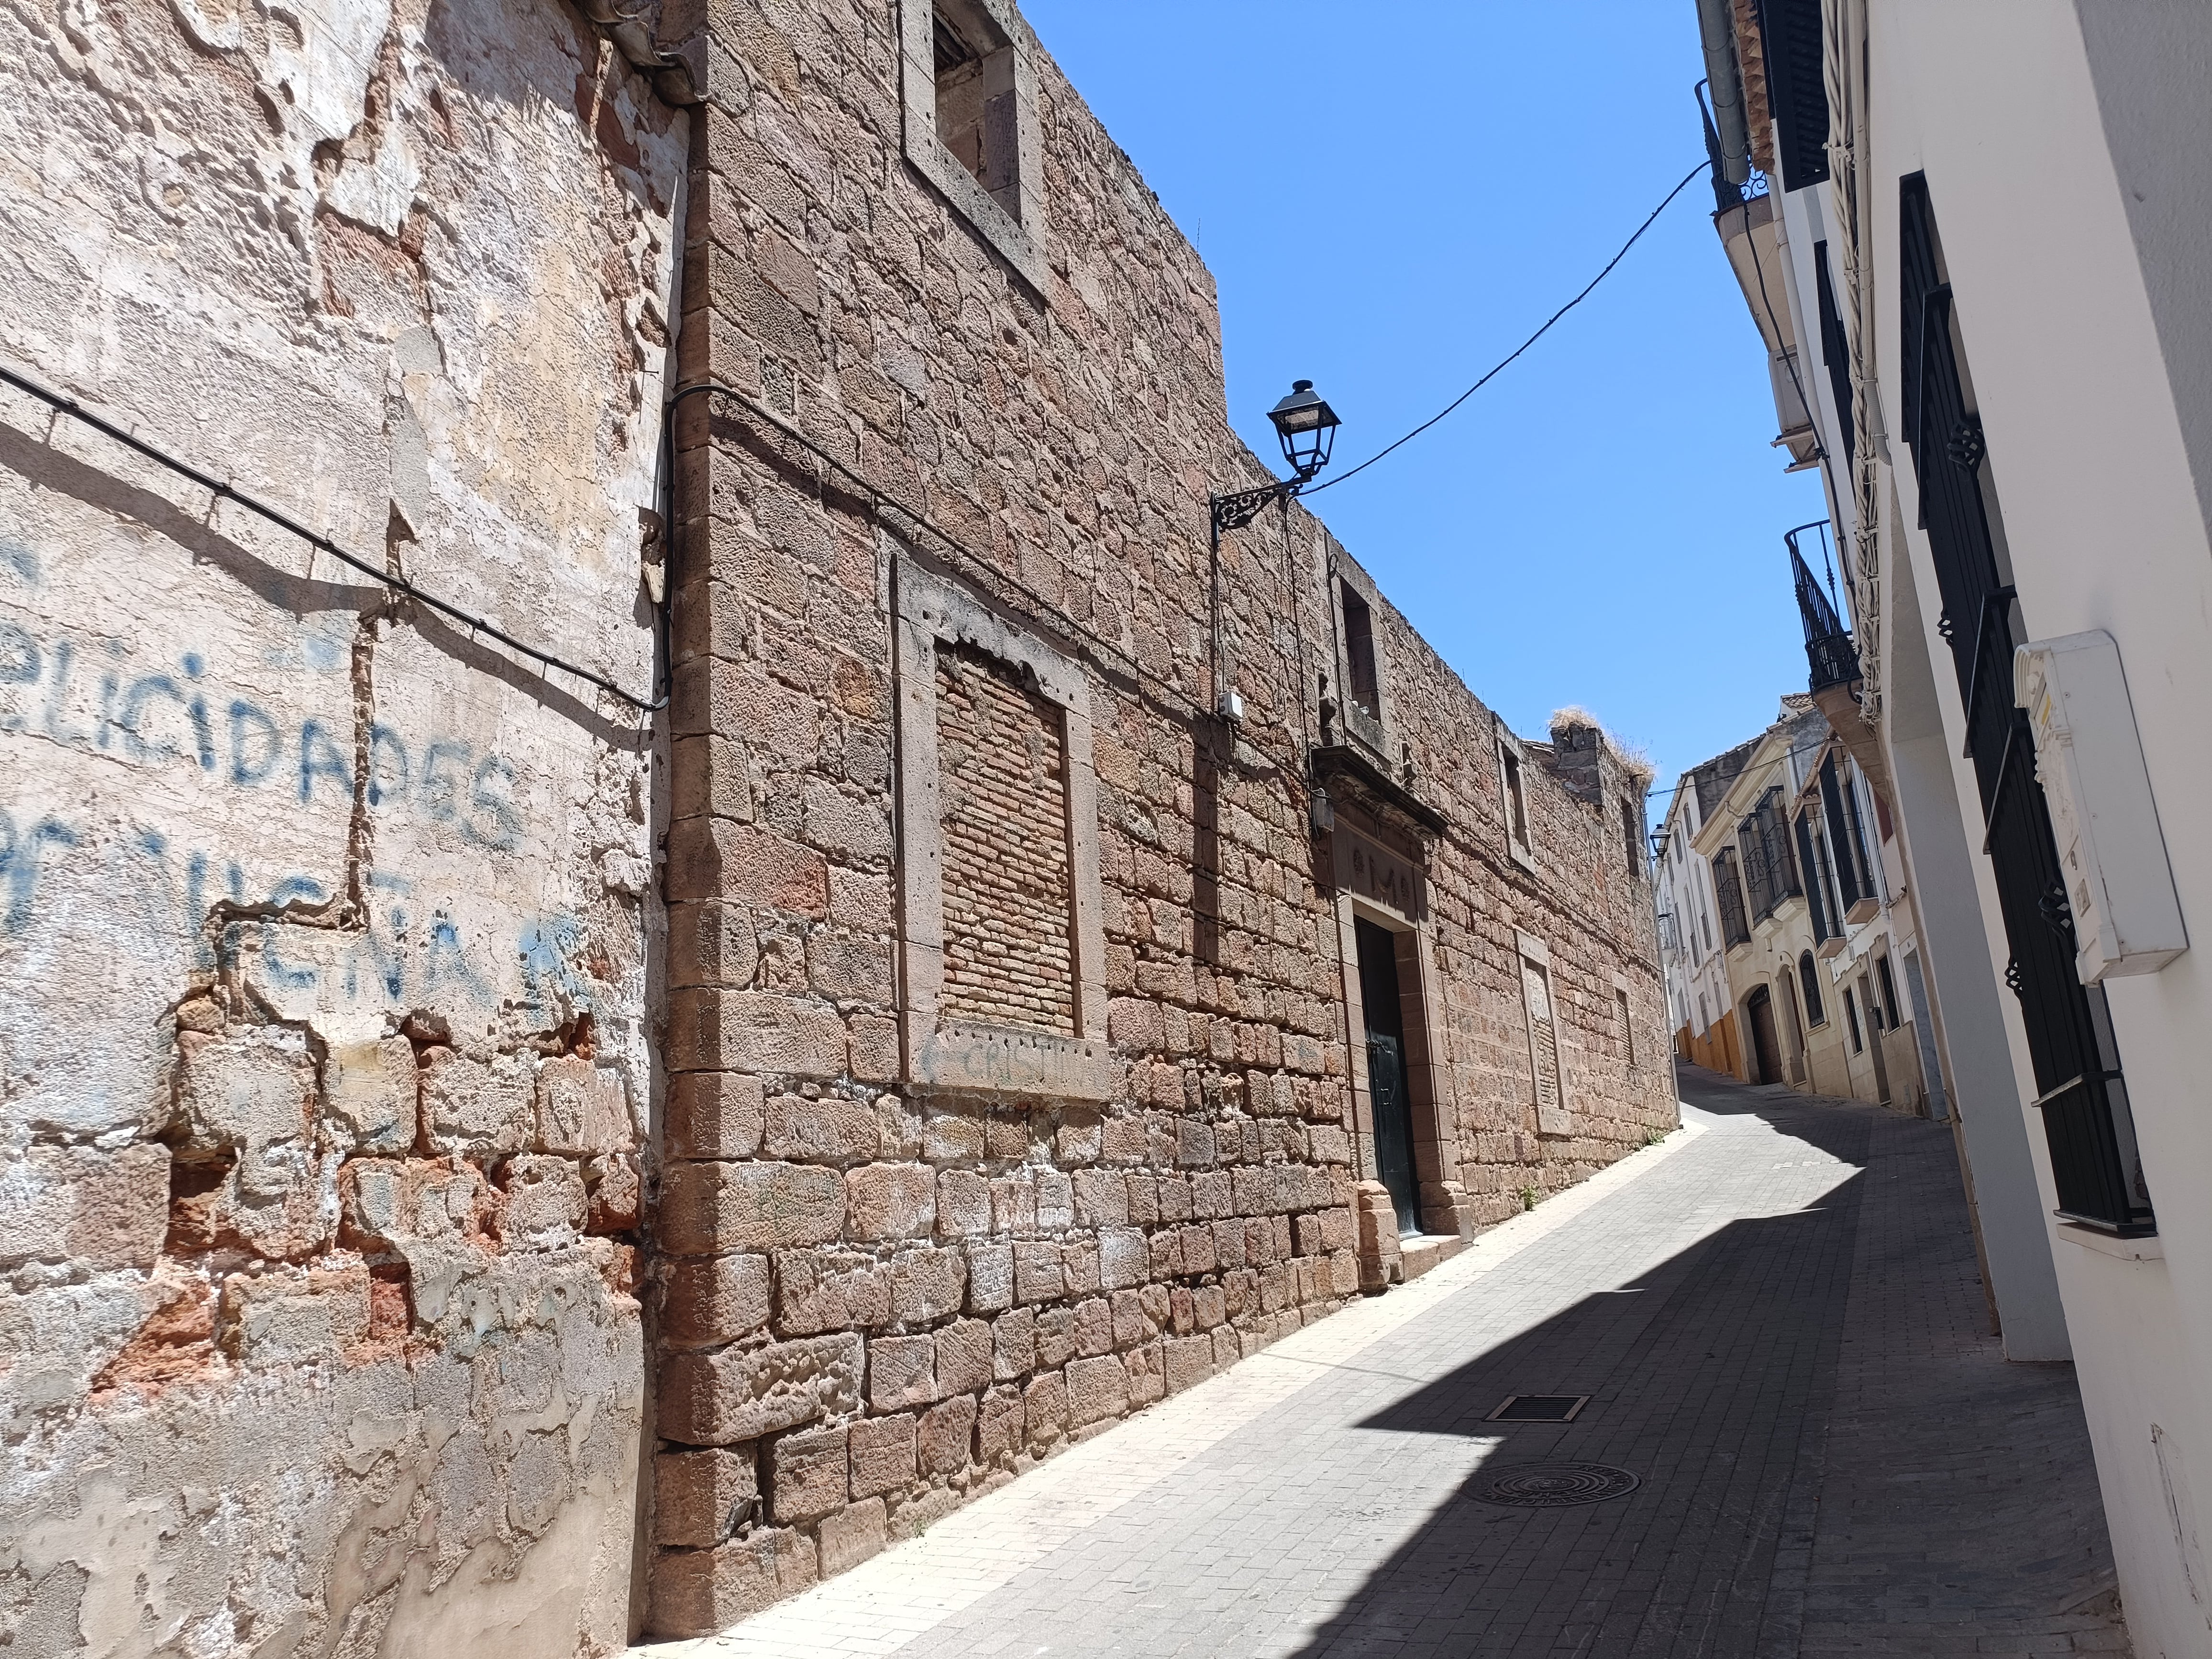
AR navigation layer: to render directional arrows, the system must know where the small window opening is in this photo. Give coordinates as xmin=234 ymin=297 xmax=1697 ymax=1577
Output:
xmin=1876 ymin=954 xmax=1900 ymax=1030
xmin=1617 ymin=987 xmax=1634 ymax=1065
xmin=1502 ymin=745 xmax=1530 ymax=850
xmin=1623 ymin=797 xmax=1642 ymax=875
xmin=932 ymin=2 xmax=1020 ymax=219
xmin=1844 ymin=986 xmax=1863 ymax=1052
xmin=1341 ymin=583 xmax=1379 ymax=719
xmin=1799 ymin=951 xmax=1825 ymax=1026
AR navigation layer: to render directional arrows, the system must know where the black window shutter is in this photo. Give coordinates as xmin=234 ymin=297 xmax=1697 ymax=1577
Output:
xmin=1814 ymin=242 xmax=1856 ymax=467
xmin=1795 ymin=812 xmax=1829 ymax=940
xmin=1819 ymin=757 xmax=1862 ymax=911
xmin=1758 ymin=0 xmax=1831 ymax=191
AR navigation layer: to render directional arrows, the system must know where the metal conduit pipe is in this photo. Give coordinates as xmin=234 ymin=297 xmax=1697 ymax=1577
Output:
xmin=1695 ymin=0 xmax=1752 ymax=188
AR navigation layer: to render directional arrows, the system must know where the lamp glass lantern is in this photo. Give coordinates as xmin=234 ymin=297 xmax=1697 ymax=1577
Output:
xmin=1268 ymin=379 xmax=1339 ymax=482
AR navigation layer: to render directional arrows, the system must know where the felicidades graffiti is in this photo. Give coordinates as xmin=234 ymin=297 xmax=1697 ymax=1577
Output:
xmin=0 ymin=618 xmax=523 ymax=850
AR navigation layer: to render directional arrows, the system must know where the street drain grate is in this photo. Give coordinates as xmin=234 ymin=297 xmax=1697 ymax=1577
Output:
xmin=1486 ymin=1394 xmax=1590 ymax=1423
xmin=1469 ymin=1463 xmax=1641 ymax=1508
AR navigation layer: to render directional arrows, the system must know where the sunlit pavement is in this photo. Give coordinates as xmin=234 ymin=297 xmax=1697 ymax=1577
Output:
xmin=635 ymin=1067 xmax=2125 ymax=1658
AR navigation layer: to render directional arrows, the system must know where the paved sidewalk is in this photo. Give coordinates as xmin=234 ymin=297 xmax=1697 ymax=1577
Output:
xmin=633 ymin=1071 xmax=2126 ymax=1658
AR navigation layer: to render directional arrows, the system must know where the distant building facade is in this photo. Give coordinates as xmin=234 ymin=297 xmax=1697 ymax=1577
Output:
xmin=1660 ymin=696 xmax=1939 ymax=1118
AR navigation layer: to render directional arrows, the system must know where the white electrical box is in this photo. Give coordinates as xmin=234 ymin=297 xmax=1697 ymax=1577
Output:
xmin=2013 ymin=630 xmax=2188 ymax=982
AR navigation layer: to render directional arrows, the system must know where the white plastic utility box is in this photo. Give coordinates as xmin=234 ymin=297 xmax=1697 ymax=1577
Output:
xmin=2013 ymin=630 xmax=2188 ymax=982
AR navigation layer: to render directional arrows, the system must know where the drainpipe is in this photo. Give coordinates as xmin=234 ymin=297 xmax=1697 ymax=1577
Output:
xmin=1695 ymin=0 xmax=1751 ymax=189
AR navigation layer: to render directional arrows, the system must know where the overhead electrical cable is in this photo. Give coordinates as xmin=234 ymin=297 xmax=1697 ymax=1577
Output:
xmin=0 ymin=362 xmax=670 ymax=712
xmin=1302 ymin=158 xmax=1714 ymax=498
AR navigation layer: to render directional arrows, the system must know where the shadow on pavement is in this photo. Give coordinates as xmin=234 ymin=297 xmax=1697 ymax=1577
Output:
xmin=1281 ymin=1068 xmax=2114 ymax=1659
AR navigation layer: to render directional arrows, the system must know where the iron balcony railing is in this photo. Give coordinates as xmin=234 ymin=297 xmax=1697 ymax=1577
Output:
xmin=1789 ymin=522 xmax=1860 ymax=693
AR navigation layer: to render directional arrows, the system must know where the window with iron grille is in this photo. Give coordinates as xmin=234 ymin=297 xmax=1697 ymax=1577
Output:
xmin=1819 ymin=755 xmax=1871 ymax=912
xmin=1713 ymin=846 xmax=1752 ymax=948
xmin=1738 ymin=788 xmax=1799 ymax=922
xmin=1900 ymin=173 xmax=2152 ymax=1235
xmin=1738 ymin=822 xmax=1771 ymax=919
xmin=1794 ymin=809 xmax=1831 ymax=940
xmin=1799 ymin=951 xmax=1825 ymax=1026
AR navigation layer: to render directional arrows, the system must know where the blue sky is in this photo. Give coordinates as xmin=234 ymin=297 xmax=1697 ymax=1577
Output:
xmin=1022 ymin=0 xmax=1829 ymax=795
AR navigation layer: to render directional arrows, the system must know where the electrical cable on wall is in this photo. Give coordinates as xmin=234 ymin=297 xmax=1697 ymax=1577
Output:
xmin=0 ymin=362 xmax=671 ymax=713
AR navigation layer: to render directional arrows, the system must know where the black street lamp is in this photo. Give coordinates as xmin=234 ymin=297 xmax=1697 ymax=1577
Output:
xmin=1268 ymin=379 xmax=1340 ymax=481
xmin=1211 ymin=379 xmax=1341 ymax=538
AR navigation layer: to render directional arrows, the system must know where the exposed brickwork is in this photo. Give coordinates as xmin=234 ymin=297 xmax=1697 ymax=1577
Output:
xmin=937 ymin=643 xmax=1076 ymax=1035
xmin=647 ymin=0 xmax=1677 ymax=1634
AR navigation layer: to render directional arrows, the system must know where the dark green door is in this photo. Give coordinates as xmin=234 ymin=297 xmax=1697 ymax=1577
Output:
xmin=1356 ymin=918 xmax=1421 ymax=1235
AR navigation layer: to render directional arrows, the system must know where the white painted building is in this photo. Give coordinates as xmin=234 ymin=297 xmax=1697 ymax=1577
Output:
xmin=1698 ymin=0 xmax=2212 ymax=1647
xmin=1655 ymin=746 xmax=1741 ymax=1078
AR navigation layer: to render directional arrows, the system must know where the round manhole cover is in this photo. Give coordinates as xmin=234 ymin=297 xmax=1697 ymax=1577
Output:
xmin=1470 ymin=1462 xmax=1641 ymax=1508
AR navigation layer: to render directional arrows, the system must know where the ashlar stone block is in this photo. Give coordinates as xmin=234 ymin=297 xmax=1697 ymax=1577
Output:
xmin=660 ymin=1253 xmax=773 ymax=1349
xmin=816 ymin=1497 xmax=887 ymax=1576
xmin=654 ymin=1448 xmax=759 ymax=1548
xmin=660 ymin=1161 xmax=845 ymax=1254
xmin=848 ymin=1413 xmax=916 ymax=1498
xmin=770 ymin=1424 xmax=849 ymax=1523
xmin=658 ymin=1333 xmax=863 ymax=1444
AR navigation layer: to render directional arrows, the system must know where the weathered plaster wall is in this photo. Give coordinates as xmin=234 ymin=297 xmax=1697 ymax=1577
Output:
xmin=645 ymin=0 xmax=1678 ymax=1631
xmin=0 ymin=0 xmax=681 ymax=1651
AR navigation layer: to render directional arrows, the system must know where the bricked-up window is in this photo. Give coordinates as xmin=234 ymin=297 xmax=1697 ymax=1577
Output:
xmin=1500 ymin=737 xmax=1531 ymax=859
xmin=899 ymin=0 xmax=1046 ymax=291
xmin=895 ymin=560 xmax=1112 ymax=1101
xmin=1622 ymin=796 xmax=1642 ymax=876
xmin=934 ymin=644 xmax=1074 ymax=1036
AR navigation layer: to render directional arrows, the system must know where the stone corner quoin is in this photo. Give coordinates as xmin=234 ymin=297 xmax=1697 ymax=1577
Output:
xmin=0 ymin=0 xmax=1675 ymax=1652
xmin=644 ymin=0 xmax=1675 ymax=1636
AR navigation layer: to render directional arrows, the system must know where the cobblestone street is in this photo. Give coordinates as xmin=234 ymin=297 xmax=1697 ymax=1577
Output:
xmin=636 ymin=1069 xmax=2127 ymax=1659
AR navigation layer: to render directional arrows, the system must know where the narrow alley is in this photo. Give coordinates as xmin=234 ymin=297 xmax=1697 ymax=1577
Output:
xmin=636 ymin=1069 xmax=2123 ymax=1659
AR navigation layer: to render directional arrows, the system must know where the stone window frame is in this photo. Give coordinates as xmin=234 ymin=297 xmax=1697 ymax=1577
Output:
xmin=1497 ymin=724 xmax=1536 ymax=874
xmin=1329 ymin=558 xmax=1392 ymax=757
xmin=897 ymin=0 xmax=1050 ymax=295
xmin=1517 ymin=929 xmax=1572 ymax=1137
xmin=893 ymin=559 xmax=1112 ymax=1101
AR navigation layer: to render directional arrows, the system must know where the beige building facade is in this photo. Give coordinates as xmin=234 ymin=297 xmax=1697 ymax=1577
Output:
xmin=1664 ymin=695 xmax=1939 ymax=1119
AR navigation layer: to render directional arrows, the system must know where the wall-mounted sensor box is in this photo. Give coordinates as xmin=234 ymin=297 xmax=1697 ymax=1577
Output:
xmin=2014 ymin=630 xmax=2187 ymax=982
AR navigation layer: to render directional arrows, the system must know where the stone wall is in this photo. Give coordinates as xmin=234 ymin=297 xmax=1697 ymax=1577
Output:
xmin=647 ymin=0 xmax=1677 ymax=1632
xmin=0 ymin=0 xmax=682 ymax=1653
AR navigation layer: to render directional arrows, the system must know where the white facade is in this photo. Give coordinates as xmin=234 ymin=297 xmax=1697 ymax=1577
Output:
xmin=1655 ymin=768 xmax=1734 ymax=1066
xmin=1700 ymin=1 xmax=2212 ymax=1648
